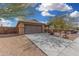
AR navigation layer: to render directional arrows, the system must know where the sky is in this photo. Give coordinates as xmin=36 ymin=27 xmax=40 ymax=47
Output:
xmin=26 ymin=3 xmax=79 ymax=23
xmin=0 ymin=3 xmax=79 ymax=27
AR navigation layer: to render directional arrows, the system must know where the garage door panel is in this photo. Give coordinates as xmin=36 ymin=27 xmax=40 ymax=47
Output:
xmin=24 ymin=25 xmax=42 ymax=34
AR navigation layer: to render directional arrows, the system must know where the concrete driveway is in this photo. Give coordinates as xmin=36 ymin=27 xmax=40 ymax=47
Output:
xmin=26 ymin=33 xmax=79 ymax=56
xmin=0 ymin=35 xmax=46 ymax=56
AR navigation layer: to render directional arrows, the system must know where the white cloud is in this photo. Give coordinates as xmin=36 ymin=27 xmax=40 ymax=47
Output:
xmin=36 ymin=3 xmax=72 ymax=16
xmin=15 ymin=18 xmax=19 ymax=21
xmin=0 ymin=18 xmax=13 ymax=27
xmin=41 ymin=11 xmax=55 ymax=16
xmin=70 ymin=11 xmax=79 ymax=17
xmin=39 ymin=21 xmax=48 ymax=24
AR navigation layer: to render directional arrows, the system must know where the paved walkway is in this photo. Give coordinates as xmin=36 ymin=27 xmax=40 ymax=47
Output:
xmin=26 ymin=33 xmax=79 ymax=56
xmin=0 ymin=35 xmax=46 ymax=56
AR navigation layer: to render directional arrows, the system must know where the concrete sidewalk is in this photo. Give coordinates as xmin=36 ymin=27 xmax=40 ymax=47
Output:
xmin=26 ymin=33 xmax=79 ymax=56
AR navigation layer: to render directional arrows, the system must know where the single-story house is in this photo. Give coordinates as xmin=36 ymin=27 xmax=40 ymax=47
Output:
xmin=16 ymin=20 xmax=48 ymax=34
xmin=0 ymin=17 xmax=48 ymax=34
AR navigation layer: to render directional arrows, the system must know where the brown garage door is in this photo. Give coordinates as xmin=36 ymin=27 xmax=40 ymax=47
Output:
xmin=24 ymin=25 xmax=42 ymax=34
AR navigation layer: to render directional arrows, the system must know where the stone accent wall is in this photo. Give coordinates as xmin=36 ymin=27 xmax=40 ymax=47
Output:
xmin=41 ymin=25 xmax=45 ymax=32
xmin=17 ymin=22 xmax=24 ymax=35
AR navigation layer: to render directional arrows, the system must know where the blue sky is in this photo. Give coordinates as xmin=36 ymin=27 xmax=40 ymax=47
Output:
xmin=0 ymin=3 xmax=79 ymax=27
xmin=26 ymin=3 xmax=79 ymax=23
xmin=67 ymin=3 xmax=79 ymax=11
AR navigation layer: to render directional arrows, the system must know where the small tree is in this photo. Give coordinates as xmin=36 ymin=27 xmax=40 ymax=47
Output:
xmin=48 ymin=16 xmax=73 ymax=30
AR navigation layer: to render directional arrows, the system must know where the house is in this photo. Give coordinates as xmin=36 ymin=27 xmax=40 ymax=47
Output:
xmin=0 ymin=20 xmax=48 ymax=34
xmin=0 ymin=16 xmax=48 ymax=34
xmin=16 ymin=20 xmax=48 ymax=34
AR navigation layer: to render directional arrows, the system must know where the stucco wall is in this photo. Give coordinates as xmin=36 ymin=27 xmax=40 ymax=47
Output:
xmin=0 ymin=27 xmax=17 ymax=34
